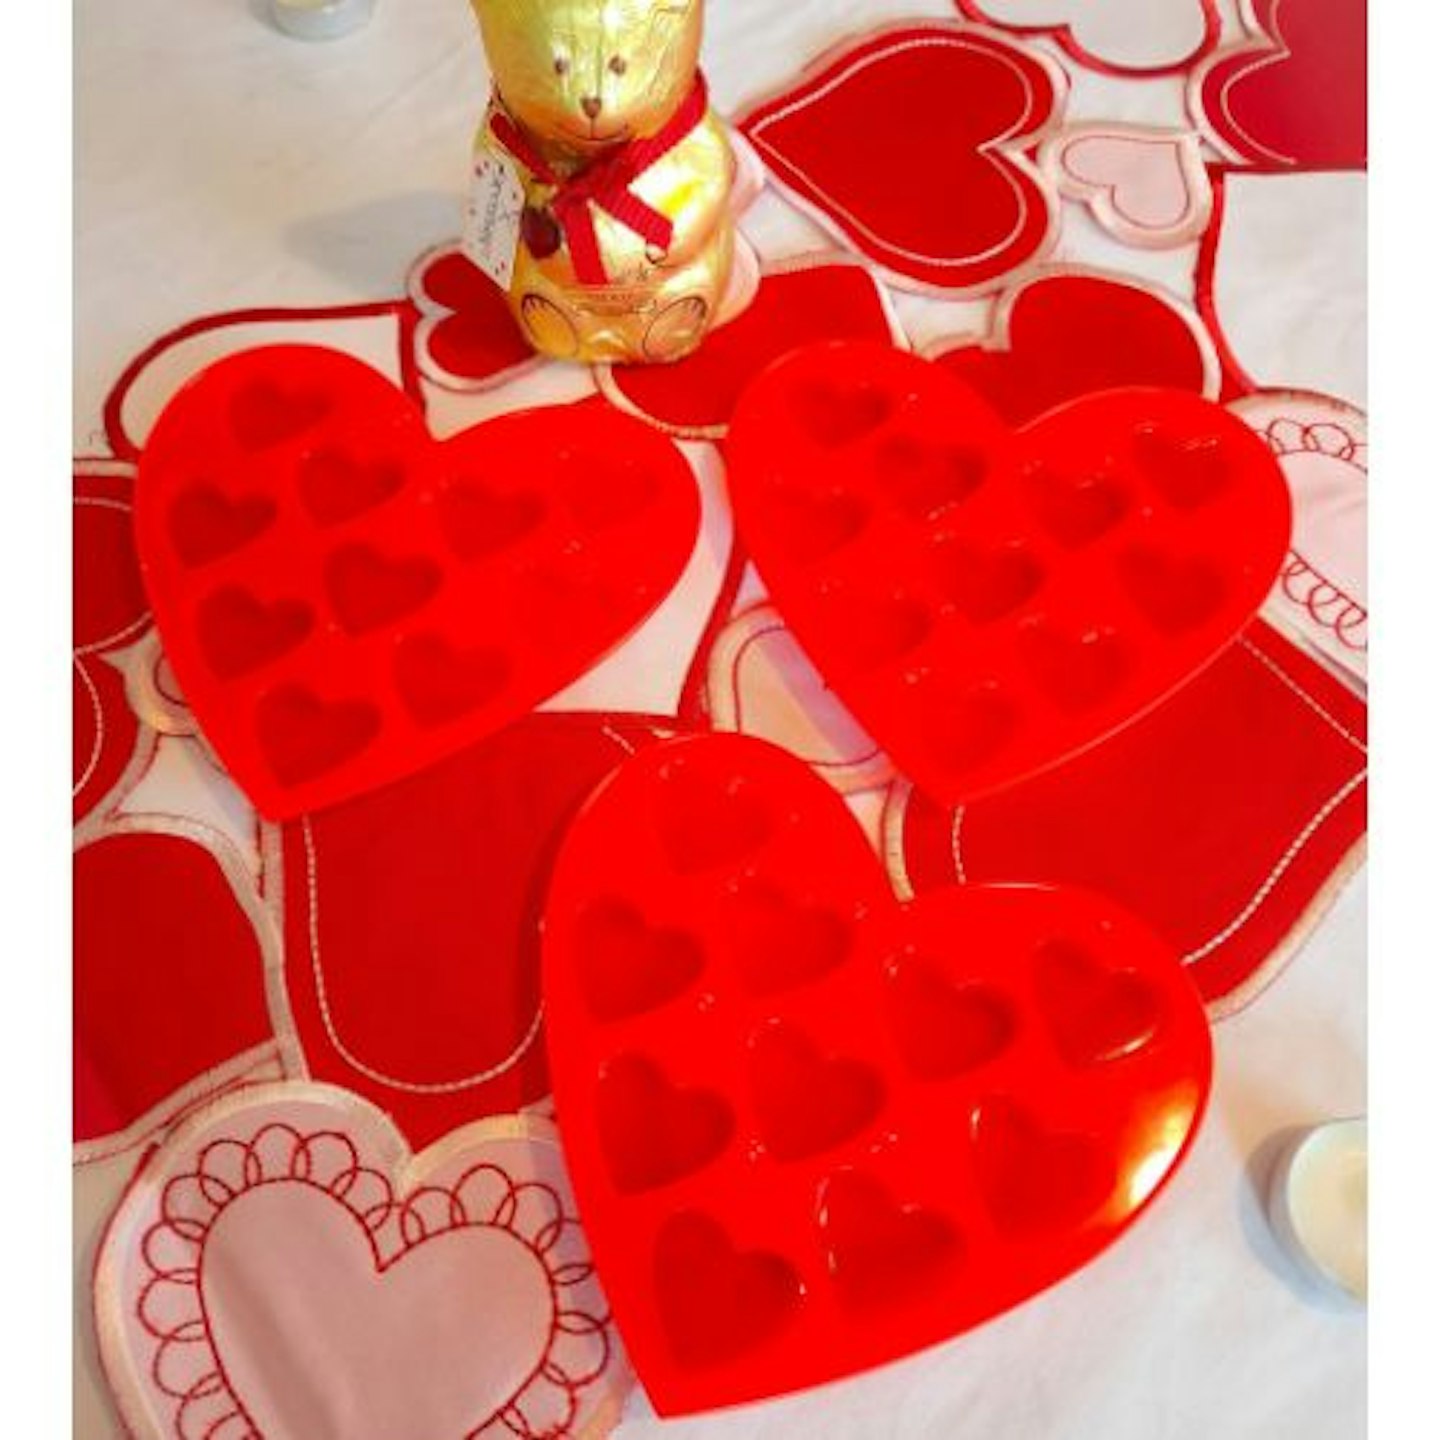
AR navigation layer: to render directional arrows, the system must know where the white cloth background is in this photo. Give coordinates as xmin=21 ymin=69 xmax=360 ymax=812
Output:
xmin=74 ymin=0 xmax=1366 ymax=1436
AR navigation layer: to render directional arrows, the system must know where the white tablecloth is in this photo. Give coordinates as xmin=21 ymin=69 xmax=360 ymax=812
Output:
xmin=73 ymin=1 xmax=1366 ymax=1435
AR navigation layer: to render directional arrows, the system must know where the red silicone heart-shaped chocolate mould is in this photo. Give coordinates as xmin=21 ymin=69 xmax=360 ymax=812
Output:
xmin=542 ymin=733 xmax=1211 ymax=1414
xmin=725 ymin=341 xmax=1291 ymax=804
xmin=135 ymin=346 xmax=699 ymax=817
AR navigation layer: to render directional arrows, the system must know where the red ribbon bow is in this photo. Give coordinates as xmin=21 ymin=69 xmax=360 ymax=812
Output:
xmin=490 ymin=74 xmax=710 ymax=285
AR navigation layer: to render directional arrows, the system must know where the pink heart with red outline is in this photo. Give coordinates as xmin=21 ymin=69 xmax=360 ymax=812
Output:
xmin=95 ymin=1087 xmax=629 ymax=1440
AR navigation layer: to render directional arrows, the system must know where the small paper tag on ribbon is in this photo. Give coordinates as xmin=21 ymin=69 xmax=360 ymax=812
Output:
xmin=463 ymin=151 xmax=525 ymax=291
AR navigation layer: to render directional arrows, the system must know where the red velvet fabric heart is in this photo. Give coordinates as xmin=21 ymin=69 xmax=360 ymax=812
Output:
xmin=1191 ymin=0 xmax=1366 ymax=171
xmin=542 ymin=733 xmax=1211 ymax=1413
xmin=74 ymin=831 xmax=274 ymax=1147
xmin=74 ymin=465 xmax=148 ymax=822
xmin=736 ymin=25 xmax=1062 ymax=293
xmin=280 ymin=712 xmax=670 ymax=1147
xmin=726 ymin=340 xmax=1291 ymax=805
xmin=135 ymin=345 xmax=699 ymax=817
xmin=930 ymin=271 xmax=1219 ymax=425
xmin=407 ymin=244 xmax=536 ymax=389
xmin=891 ymin=619 xmax=1366 ymax=1012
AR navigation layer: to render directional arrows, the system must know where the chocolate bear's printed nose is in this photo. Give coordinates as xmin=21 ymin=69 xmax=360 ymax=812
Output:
xmin=581 ymin=95 xmax=603 ymax=120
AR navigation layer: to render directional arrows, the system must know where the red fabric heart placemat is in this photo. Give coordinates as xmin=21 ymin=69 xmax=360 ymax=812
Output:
xmin=1189 ymin=0 xmax=1367 ymax=172
xmin=406 ymin=242 xmax=538 ymax=393
xmin=929 ymin=270 xmax=1222 ymax=424
xmin=726 ymin=340 xmax=1292 ymax=805
xmin=135 ymin=345 xmax=699 ymax=818
xmin=75 ymin=463 xmax=149 ymax=824
xmin=736 ymin=24 xmax=1064 ymax=293
xmin=542 ymin=733 xmax=1210 ymax=1413
xmin=74 ymin=829 xmax=276 ymax=1151
xmin=278 ymin=712 xmax=673 ymax=1147
xmin=887 ymin=619 xmax=1366 ymax=1012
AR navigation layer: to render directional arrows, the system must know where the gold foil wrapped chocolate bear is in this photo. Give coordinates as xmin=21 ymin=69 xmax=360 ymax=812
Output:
xmin=469 ymin=0 xmax=737 ymax=365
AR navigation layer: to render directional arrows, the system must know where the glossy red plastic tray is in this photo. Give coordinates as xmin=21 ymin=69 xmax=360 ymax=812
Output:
xmin=542 ymin=733 xmax=1212 ymax=1414
xmin=134 ymin=345 xmax=699 ymax=817
xmin=725 ymin=340 xmax=1292 ymax=805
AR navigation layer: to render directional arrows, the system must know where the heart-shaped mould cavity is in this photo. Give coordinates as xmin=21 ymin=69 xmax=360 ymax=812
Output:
xmin=652 ymin=1212 xmax=804 ymax=1370
xmin=168 ymin=484 xmax=277 ymax=568
xmin=874 ymin=435 xmax=989 ymax=524
xmin=1021 ymin=461 xmax=1133 ymax=549
xmin=577 ymin=895 xmax=707 ymax=1022
xmin=748 ymin=1021 xmax=886 ymax=1163
xmin=970 ymin=1098 xmax=1117 ymax=1236
xmin=598 ymin=1053 xmax=736 ymax=1194
xmin=1033 ymin=937 xmax=1163 ymax=1067
xmin=392 ymin=632 xmax=511 ymax=727
xmin=791 ymin=377 xmax=894 ymax=448
xmin=136 ymin=345 xmax=700 ymax=817
xmin=883 ymin=953 xmax=1017 ymax=1081
xmin=438 ymin=477 xmax=548 ymax=561
xmin=719 ymin=879 xmax=855 ymax=997
xmin=298 ymin=448 xmax=408 ymax=525
xmin=196 ymin=587 xmax=314 ymax=679
xmin=229 ymin=378 xmax=332 ymax=450
xmin=726 ymin=341 xmax=1292 ymax=805
xmin=818 ymin=1170 xmax=965 ymax=1309
xmin=543 ymin=734 xmax=1212 ymax=1413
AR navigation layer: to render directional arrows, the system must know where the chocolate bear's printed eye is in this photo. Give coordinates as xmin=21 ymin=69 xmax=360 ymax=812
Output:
xmin=554 ymin=56 xmax=570 ymax=76
xmin=608 ymin=55 xmax=628 ymax=76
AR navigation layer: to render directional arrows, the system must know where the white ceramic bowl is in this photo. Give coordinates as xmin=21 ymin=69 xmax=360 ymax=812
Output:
xmin=1267 ymin=1117 xmax=1367 ymax=1302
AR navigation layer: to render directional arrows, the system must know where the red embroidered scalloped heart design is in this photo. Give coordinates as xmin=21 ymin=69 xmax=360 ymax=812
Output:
xmin=135 ymin=345 xmax=699 ymax=817
xmin=736 ymin=25 xmax=1062 ymax=293
xmin=1191 ymin=0 xmax=1366 ymax=171
xmin=542 ymin=733 xmax=1211 ymax=1413
xmin=94 ymin=1089 xmax=628 ymax=1439
xmin=726 ymin=340 xmax=1291 ymax=805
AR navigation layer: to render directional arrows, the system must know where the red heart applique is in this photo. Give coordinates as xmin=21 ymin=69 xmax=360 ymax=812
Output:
xmin=1190 ymin=0 xmax=1366 ymax=171
xmin=135 ymin=345 xmax=699 ymax=817
xmin=74 ymin=830 xmax=275 ymax=1149
xmin=542 ymin=733 xmax=1211 ymax=1413
xmin=74 ymin=656 xmax=139 ymax=825
xmin=406 ymin=243 xmax=537 ymax=390
xmin=726 ymin=340 xmax=1291 ymax=805
xmin=74 ymin=464 xmax=149 ymax=823
xmin=892 ymin=619 xmax=1367 ymax=1013
xmin=736 ymin=24 xmax=1062 ymax=293
xmin=599 ymin=259 xmax=900 ymax=439
xmin=929 ymin=271 xmax=1219 ymax=426
xmin=281 ymin=712 xmax=670 ymax=1147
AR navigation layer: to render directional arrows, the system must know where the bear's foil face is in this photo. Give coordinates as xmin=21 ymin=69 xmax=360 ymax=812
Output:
xmin=473 ymin=0 xmax=702 ymax=153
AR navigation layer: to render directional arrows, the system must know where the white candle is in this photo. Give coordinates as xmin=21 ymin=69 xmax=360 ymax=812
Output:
xmin=1267 ymin=1117 xmax=1367 ymax=1303
xmin=270 ymin=0 xmax=375 ymax=42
